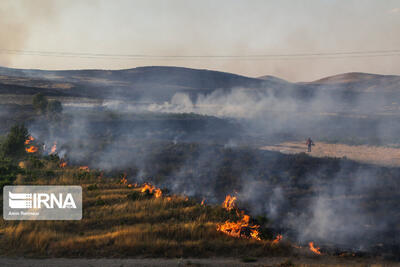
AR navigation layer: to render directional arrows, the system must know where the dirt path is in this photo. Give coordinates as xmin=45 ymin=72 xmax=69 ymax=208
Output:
xmin=261 ymin=141 xmax=400 ymax=167
xmin=0 ymin=257 xmax=399 ymax=267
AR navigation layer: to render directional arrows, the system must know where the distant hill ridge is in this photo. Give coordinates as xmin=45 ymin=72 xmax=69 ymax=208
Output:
xmin=0 ymin=66 xmax=399 ymax=100
xmin=309 ymin=72 xmax=400 ymax=84
xmin=0 ymin=66 xmax=268 ymax=101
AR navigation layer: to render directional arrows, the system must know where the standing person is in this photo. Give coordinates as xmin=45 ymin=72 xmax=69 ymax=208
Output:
xmin=306 ymin=137 xmax=314 ymax=152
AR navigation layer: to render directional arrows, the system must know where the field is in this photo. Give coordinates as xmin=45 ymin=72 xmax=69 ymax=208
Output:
xmin=1 ymin=141 xmax=399 ymax=265
xmin=0 ymin=161 xmax=288 ymax=259
xmin=1 ymin=67 xmax=400 ymax=265
xmin=0 ymin=168 xmax=399 ymax=266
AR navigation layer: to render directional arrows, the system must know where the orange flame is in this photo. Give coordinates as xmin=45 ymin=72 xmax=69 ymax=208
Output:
xmin=309 ymin=242 xmax=322 ymax=255
xmin=201 ymin=199 xmax=205 ymax=206
xmin=79 ymin=166 xmax=90 ymax=172
xmin=222 ymin=195 xmax=237 ymax=211
xmin=154 ymin=189 xmax=162 ymax=198
xmin=217 ymin=195 xmax=261 ymax=241
xmin=272 ymin=234 xmax=283 ymax=244
xmin=140 ymin=184 xmax=153 ymax=193
xmin=217 ymin=212 xmax=261 ymax=241
xmin=120 ymin=174 xmax=128 ymax=184
xmin=50 ymin=142 xmax=57 ymax=154
xmin=25 ymin=145 xmax=38 ymax=153
xmin=25 ymin=136 xmax=34 ymax=145
xmin=60 ymin=161 xmax=67 ymax=168
xmin=140 ymin=183 xmax=162 ymax=198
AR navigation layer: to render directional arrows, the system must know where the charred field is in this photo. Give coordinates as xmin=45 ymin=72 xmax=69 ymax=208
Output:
xmin=1 ymin=67 xmax=400 ymax=265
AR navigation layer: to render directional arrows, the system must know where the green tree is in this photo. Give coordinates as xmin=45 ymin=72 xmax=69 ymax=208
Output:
xmin=1 ymin=124 xmax=29 ymax=159
xmin=0 ymin=157 xmax=20 ymax=189
xmin=32 ymin=93 xmax=48 ymax=114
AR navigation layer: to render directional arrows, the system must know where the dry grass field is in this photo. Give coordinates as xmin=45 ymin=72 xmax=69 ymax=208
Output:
xmin=1 ymin=165 xmax=399 ymax=266
xmin=0 ymin=165 xmax=288 ymax=259
xmin=261 ymin=141 xmax=400 ymax=167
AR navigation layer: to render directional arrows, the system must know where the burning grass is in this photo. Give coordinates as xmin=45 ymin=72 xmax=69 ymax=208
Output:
xmin=217 ymin=195 xmax=261 ymax=241
xmin=0 ymin=165 xmax=289 ymax=258
xmin=309 ymin=242 xmax=322 ymax=255
xmin=25 ymin=145 xmax=38 ymax=153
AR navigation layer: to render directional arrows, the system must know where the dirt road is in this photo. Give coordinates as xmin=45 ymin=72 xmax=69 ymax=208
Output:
xmin=0 ymin=257 xmax=399 ymax=267
xmin=261 ymin=141 xmax=400 ymax=167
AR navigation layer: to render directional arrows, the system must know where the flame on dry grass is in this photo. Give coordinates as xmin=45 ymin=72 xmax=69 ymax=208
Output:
xmin=25 ymin=136 xmax=34 ymax=145
xmin=26 ymin=146 xmax=38 ymax=153
xmin=272 ymin=234 xmax=282 ymax=244
xmin=217 ymin=195 xmax=261 ymax=241
xmin=50 ymin=142 xmax=57 ymax=155
xmin=79 ymin=166 xmax=90 ymax=172
xmin=120 ymin=174 xmax=128 ymax=185
xmin=222 ymin=195 xmax=237 ymax=210
xmin=309 ymin=241 xmax=322 ymax=255
xmin=140 ymin=183 xmax=162 ymax=198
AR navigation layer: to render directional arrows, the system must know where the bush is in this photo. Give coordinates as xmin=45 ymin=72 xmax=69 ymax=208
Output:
xmin=32 ymin=94 xmax=63 ymax=117
xmin=0 ymin=124 xmax=28 ymax=159
xmin=32 ymin=93 xmax=48 ymax=114
xmin=27 ymin=155 xmax=44 ymax=169
xmin=0 ymin=157 xmax=20 ymax=190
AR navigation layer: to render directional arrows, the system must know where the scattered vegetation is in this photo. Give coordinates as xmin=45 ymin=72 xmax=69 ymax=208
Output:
xmin=0 ymin=126 xmax=289 ymax=258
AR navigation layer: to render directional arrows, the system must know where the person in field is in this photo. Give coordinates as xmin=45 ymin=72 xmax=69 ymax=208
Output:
xmin=306 ymin=137 xmax=314 ymax=152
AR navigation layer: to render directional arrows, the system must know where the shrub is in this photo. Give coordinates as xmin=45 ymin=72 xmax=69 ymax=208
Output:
xmin=1 ymin=124 xmax=28 ymax=159
xmin=32 ymin=93 xmax=48 ymax=114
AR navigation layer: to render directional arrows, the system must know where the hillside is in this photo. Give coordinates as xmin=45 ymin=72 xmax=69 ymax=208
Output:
xmin=0 ymin=66 xmax=265 ymax=101
xmin=310 ymin=72 xmax=399 ymax=84
xmin=1 ymin=66 xmax=400 ymax=107
xmin=258 ymin=75 xmax=290 ymax=84
xmin=1 ymin=126 xmax=400 ymax=265
xmin=302 ymin=72 xmax=400 ymax=93
xmin=0 ymin=161 xmax=287 ymax=258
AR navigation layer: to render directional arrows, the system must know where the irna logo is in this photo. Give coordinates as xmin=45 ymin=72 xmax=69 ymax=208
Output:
xmin=8 ymin=191 xmax=77 ymax=209
xmin=3 ymin=186 xmax=82 ymax=220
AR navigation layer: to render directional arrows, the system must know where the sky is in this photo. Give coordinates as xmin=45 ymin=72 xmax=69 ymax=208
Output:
xmin=0 ymin=0 xmax=399 ymax=81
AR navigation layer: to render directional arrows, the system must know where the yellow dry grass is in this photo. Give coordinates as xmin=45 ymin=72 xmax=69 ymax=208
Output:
xmin=0 ymin=170 xmax=286 ymax=258
xmin=261 ymin=141 xmax=400 ymax=167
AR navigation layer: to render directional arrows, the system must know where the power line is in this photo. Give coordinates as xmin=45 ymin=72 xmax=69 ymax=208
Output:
xmin=0 ymin=48 xmax=400 ymax=60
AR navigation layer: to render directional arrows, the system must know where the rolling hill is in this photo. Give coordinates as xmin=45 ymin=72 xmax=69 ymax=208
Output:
xmin=1 ymin=66 xmax=400 ymax=122
xmin=1 ymin=66 xmax=399 ymax=102
xmin=0 ymin=66 xmax=266 ymax=101
xmin=303 ymin=72 xmax=400 ymax=93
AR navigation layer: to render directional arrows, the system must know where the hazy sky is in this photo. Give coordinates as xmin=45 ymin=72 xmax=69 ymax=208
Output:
xmin=1 ymin=0 xmax=399 ymax=81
